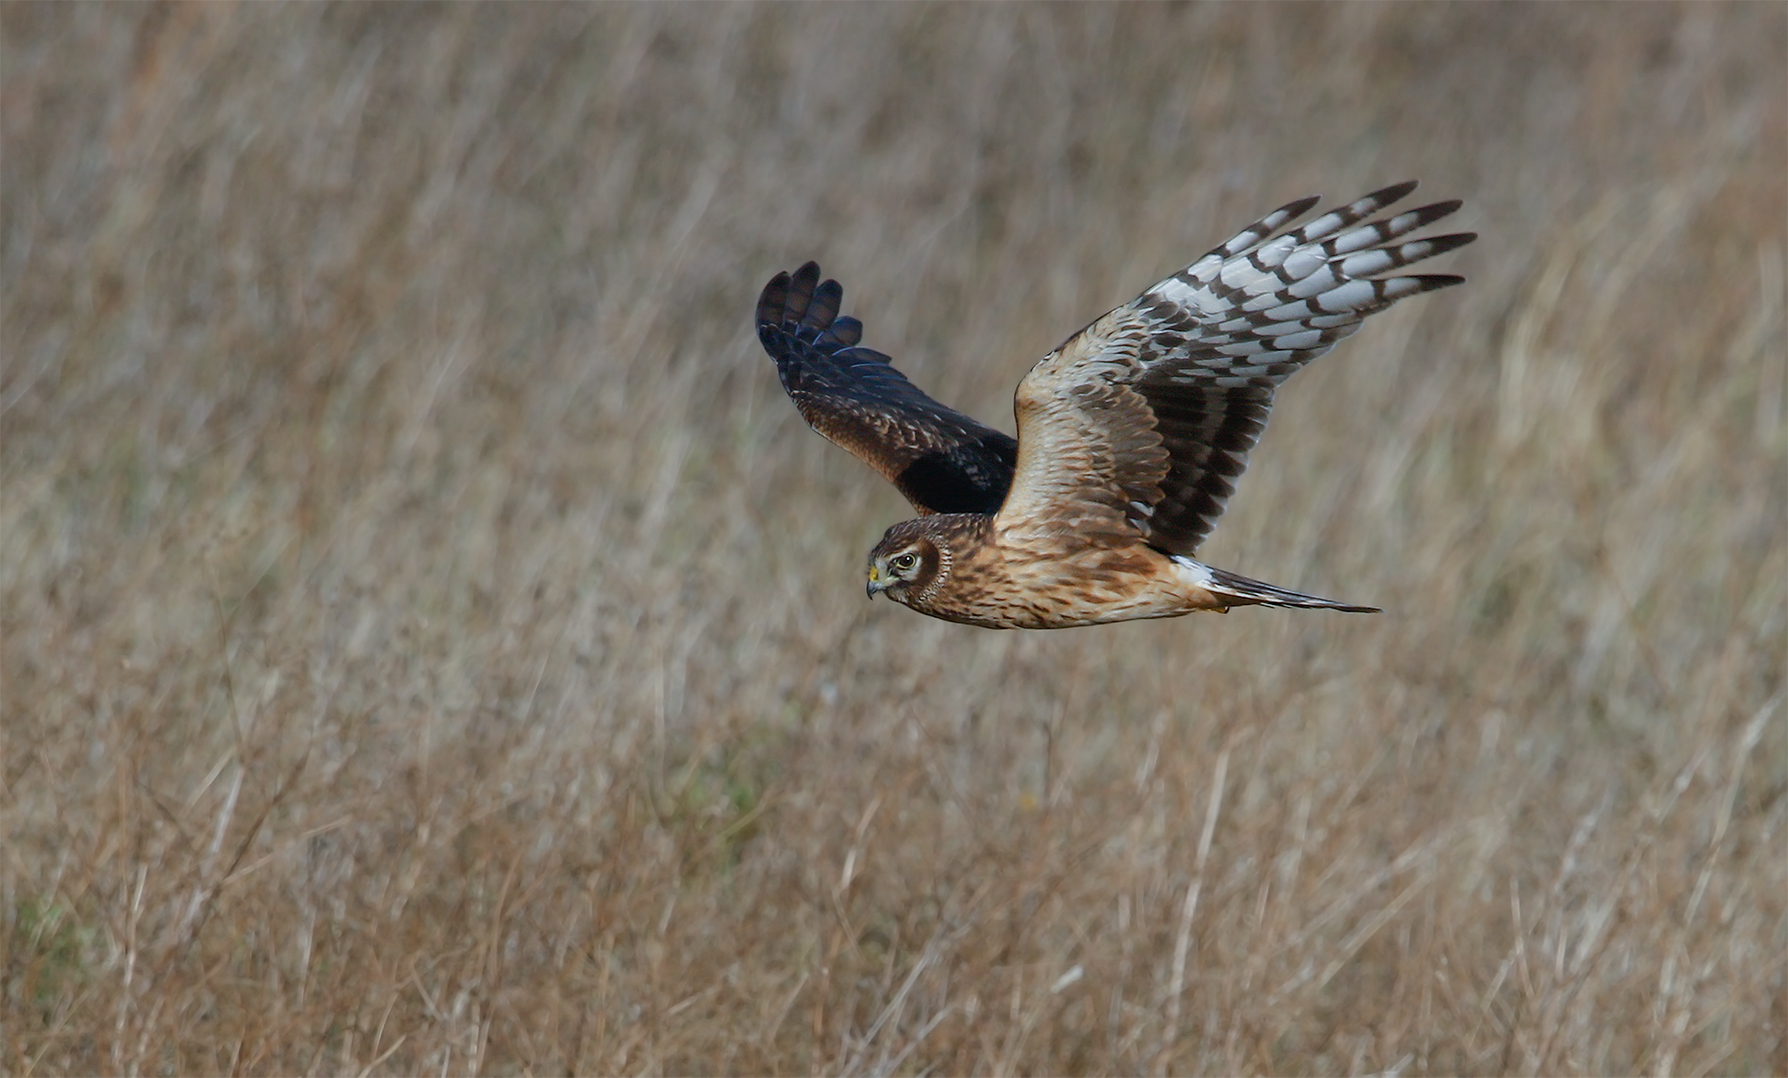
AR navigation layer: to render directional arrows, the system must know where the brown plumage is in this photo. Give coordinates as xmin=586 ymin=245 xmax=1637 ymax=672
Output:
xmin=757 ymin=182 xmax=1474 ymax=629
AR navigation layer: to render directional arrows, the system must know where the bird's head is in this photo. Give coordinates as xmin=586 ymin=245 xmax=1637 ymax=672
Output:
xmin=865 ymin=518 xmax=951 ymax=604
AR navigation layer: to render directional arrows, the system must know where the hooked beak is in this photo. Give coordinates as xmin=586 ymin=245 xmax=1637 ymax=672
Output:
xmin=866 ymin=564 xmax=889 ymax=599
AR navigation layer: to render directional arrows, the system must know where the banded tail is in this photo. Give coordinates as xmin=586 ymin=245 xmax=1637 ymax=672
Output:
xmin=1175 ymin=555 xmax=1379 ymax=614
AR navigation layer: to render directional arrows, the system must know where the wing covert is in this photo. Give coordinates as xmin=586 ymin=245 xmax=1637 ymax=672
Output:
xmin=993 ymin=306 xmax=1173 ymax=554
xmin=756 ymin=262 xmax=1017 ymax=516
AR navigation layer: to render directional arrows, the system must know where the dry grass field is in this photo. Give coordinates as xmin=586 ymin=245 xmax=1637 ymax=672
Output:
xmin=4 ymin=4 xmax=1785 ymax=1075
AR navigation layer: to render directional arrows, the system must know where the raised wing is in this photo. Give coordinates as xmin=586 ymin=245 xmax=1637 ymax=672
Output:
xmin=995 ymin=181 xmax=1474 ymax=554
xmin=756 ymin=262 xmax=1017 ymax=516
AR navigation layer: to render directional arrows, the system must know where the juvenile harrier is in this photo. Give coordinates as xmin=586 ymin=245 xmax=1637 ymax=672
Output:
xmin=756 ymin=181 xmax=1472 ymax=629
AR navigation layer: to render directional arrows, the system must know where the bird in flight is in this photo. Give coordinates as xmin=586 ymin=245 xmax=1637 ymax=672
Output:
xmin=755 ymin=181 xmax=1473 ymax=629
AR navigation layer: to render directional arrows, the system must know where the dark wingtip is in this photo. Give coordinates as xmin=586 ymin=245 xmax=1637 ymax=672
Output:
xmin=1282 ymin=193 xmax=1323 ymax=220
xmin=1371 ymin=179 xmax=1421 ymax=204
xmin=1422 ymin=232 xmax=1477 ymax=257
xmin=783 ymin=261 xmax=819 ymax=322
xmin=807 ymin=277 xmax=842 ymax=334
xmin=758 ymin=261 xmax=834 ymax=334
xmin=756 ymin=270 xmax=790 ymax=327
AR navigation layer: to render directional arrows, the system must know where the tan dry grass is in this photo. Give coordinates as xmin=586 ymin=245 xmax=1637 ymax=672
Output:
xmin=3 ymin=3 xmax=1784 ymax=1075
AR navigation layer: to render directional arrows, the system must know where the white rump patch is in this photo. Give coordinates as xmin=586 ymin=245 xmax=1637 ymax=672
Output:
xmin=1169 ymin=555 xmax=1219 ymax=589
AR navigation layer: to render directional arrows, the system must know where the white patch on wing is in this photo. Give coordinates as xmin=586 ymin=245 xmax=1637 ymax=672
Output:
xmin=1340 ymin=248 xmax=1399 ymax=277
xmin=1272 ymin=328 xmax=1325 ymax=350
xmin=1288 ymin=266 xmax=1343 ymax=299
xmin=1219 ymin=259 xmax=1268 ymax=290
xmin=1281 ymin=248 xmax=1328 ymax=278
xmin=1298 ymin=209 xmax=1349 ymax=241
xmin=1315 ymin=278 xmax=1380 ymax=310
xmin=1253 ymin=234 xmax=1298 ymax=268
xmin=1150 ymin=277 xmax=1200 ymax=306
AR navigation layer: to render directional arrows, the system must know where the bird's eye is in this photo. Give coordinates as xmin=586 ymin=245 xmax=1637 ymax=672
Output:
xmin=893 ymin=552 xmax=919 ymax=572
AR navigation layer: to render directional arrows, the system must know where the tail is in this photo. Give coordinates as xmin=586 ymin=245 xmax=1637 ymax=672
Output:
xmin=1176 ymin=556 xmax=1379 ymax=614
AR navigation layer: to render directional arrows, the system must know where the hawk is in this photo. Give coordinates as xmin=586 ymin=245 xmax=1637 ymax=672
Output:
xmin=756 ymin=181 xmax=1473 ymax=629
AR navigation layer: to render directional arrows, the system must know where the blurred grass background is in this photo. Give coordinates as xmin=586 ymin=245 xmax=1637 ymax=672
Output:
xmin=3 ymin=3 xmax=1783 ymax=1074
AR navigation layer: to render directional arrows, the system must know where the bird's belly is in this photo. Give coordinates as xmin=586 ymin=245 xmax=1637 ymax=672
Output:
xmin=965 ymin=547 xmax=1218 ymax=629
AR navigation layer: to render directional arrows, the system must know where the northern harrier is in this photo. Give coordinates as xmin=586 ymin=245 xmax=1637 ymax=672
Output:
xmin=756 ymin=181 xmax=1472 ymax=629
